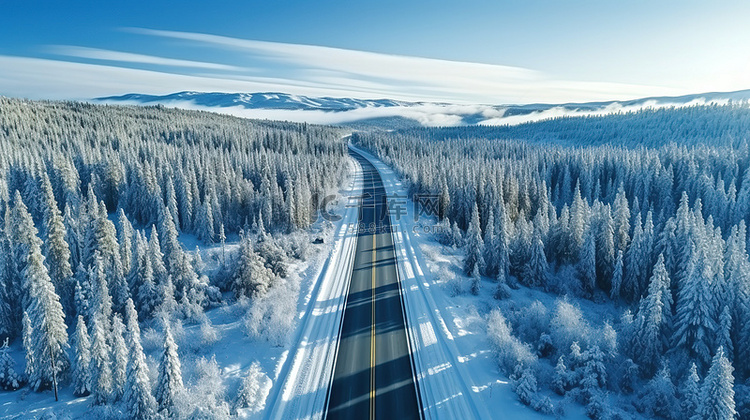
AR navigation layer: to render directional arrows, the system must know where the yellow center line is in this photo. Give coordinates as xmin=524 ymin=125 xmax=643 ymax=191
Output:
xmin=370 ymin=205 xmax=377 ymax=419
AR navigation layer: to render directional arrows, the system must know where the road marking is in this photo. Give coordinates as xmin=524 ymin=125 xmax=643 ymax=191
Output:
xmin=370 ymin=193 xmax=377 ymax=420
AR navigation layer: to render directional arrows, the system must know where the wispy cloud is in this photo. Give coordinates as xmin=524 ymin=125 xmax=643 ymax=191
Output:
xmin=49 ymin=46 xmax=243 ymax=71
xmin=127 ymin=28 xmax=683 ymax=104
xmin=0 ymin=55 xmax=416 ymax=101
xmin=0 ymin=27 xmax=688 ymax=105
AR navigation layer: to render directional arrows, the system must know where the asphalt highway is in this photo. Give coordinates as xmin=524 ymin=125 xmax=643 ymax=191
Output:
xmin=326 ymin=149 xmax=421 ymax=420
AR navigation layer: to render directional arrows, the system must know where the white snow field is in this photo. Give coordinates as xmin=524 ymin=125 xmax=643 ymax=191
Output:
xmin=263 ymin=156 xmax=363 ymax=420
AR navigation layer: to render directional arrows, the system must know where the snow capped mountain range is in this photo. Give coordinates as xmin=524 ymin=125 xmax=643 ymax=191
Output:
xmin=97 ymin=89 xmax=750 ymax=128
xmin=100 ymin=91 xmax=409 ymax=112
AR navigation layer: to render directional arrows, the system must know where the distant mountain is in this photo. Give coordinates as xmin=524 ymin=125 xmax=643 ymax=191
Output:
xmin=98 ymin=91 xmax=410 ymax=112
xmin=96 ymin=89 xmax=750 ymax=128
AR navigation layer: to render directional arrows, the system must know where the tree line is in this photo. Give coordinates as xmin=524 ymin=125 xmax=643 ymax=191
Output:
xmin=353 ymin=104 xmax=750 ymax=418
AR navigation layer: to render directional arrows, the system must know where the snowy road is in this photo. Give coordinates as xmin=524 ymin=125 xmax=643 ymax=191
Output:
xmin=326 ymin=150 xmax=421 ymax=419
xmin=265 ymin=142 xmax=493 ymax=420
xmin=350 ymin=144 xmax=492 ymax=420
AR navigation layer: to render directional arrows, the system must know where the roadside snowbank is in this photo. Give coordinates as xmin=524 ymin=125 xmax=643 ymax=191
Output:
xmin=262 ymin=156 xmax=362 ymax=420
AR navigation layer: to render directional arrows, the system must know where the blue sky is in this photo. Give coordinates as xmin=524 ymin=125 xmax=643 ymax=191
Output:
xmin=1 ymin=0 xmax=749 ymax=104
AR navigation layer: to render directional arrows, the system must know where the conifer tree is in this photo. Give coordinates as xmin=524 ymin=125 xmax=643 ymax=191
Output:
xmin=470 ymin=265 xmax=481 ymax=295
xmin=233 ymin=238 xmax=275 ymax=298
xmin=155 ymin=323 xmax=184 ymax=417
xmin=482 ymin=207 xmax=497 ymax=276
xmin=595 ymin=208 xmax=616 ymax=285
xmin=681 ymin=362 xmax=701 ymax=418
xmin=623 ymin=217 xmax=646 ymax=301
xmin=0 ymin=338 xmax=23 ymax=390
xmin=659 ymin=217 xmax=679 ymax=277
xmin=580 ymin=345 xmax=607 ymax=394
xmin=88 ymin=202 xmax=129 ymax=311
xmin=522 ymin=228 xmax=548 ymax=288
xmin=80 ymin=187 xmax=100 ymax=269
xmin=634 ymin=254 xmax=671 ymax=376
xmin=123 ymin=299 xmax=158 ymax=420
xmin=135 ymin=250 xmax=158 ymax=319
xmin=73 ymin=265 xmax=90 ymax=322
xmin=234 ymin=361 xmax=271 ymax=413
xmin=674 ymin=192 xmax=693 ymax=283
xmin=175 ymin=168 xmax=193 ymax=233
xmin=640 ymin=365 xmax=680 ymax=419
xmin=672 ymin=251 xmax=717 ymax=372
xmin=117 ymin=208 xmax=134 ymax=275
xmin=613 ymin=184 xmax=631 ymax=254
xmin=71 ymin=315 xmax=92 ymax=396
xmin=569 ymin=181 xmax=588 ymax=254
xmin=495 ymin=202 xmax=511 ymax=281
xmin=8 ymin=191 xmax=43 ymax=308
xmin=20 ymin=220 xmax=70 ymax=393
xmin=158 ymin=204 xmax=184 ymax=275
xmin=513 ymin=365 xmax=538 ymax=406
xmin=127 ymin=231 xmax=147 ymax=293
xmin=0 ymin=249 xmax=12 ymax=340
xmin=165 ymin=177 xmax=180 ymax=233
xmin=89 ymin=253 xmax=113 ymax=326
xmin=724 ymin=222 xmax=750 ymax=370
xmin=196 ymin=201 xmax=215 ymax=243
xmin=157 ymin=275 xmax=178 ymax=317
xmin=22 ymin=176 xmax=44 ymax=227
xmin=63 ymin=204 xmax=81 ymax=270
xmin=148 ymin=227 xmax=168 ymax=289
xmin=716 ymin=306 xmax=733 ymax=363
xmin=21 ymin=312 xmax=34 ymax=386
xmin=694 ymin=347 xmax=736 ymax=420
xmin=548 ymin=205 xmax=571 ymax=264
xmin=450 ymin=220 xmax=463 ymax=248
xmin=535 ymin=180 xmax=551 ymax=236
xmin=89 ymin=312 xmax=112 ymax=404
xmin=438 ymin=178 xmax=450 ymax=221
xmin=111 ymin=314 xmax=129 ymax=401
xmin=578 ymin=227 xmax=597 ymax=296
xmin=553 ymin=356 xmax=568 ymax=395
xmin=464 ymin=203 xmax=485 ymax=276
xmin=219 ymin=223 xmax=226 ymax=266
xmin=41 ymin=173 xmax=73 ymax=315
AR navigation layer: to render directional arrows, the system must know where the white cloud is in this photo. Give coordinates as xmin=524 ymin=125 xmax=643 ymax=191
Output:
xmin=127 ymin=28 xmax=684 ymax=104
xmin=49 ymin=46 xmax=244 ymax=71
xmin=0 ymin=28 xmax=709 ymax=107
xmin=0 ymin=55 xmax=417 ymax=101
xmin=2 ymin=53 xmax=735 ymax=128
xmin=95 ymin=95 xmax=742 ymax=129
xmin=95 ymin=97 xmax=496 ymax=127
